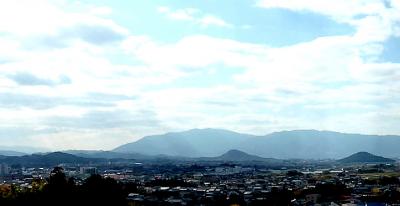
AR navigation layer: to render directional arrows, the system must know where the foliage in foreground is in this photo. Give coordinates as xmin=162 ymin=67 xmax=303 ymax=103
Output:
xmin=0 ymin=167 xmax=136 ymax=206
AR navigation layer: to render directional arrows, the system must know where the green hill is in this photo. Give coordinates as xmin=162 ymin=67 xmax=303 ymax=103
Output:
xmin=338 ymin=152 xmax=395 ymax=163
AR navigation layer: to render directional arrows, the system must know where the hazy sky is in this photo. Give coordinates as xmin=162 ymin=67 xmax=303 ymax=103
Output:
xmin=0 ymin=0 xmax=399 ymax=150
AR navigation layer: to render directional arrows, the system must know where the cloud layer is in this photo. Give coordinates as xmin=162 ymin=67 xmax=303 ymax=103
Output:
xmin=0 ymin=0 xmax=399 ymax=150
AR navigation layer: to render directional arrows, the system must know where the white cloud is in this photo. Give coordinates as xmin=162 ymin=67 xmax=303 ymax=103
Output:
xmin=120 ymin=30 xmax=400 ymax=136
xmin=89 ymin=6 xmax=113 ymax=16
xmin=169 ymin=8 xmax=199 ymax=21
xmin=123 ymin=33 xmax=396 ymax=89
xmin=0 ymin=1 xmax=174 ymax=149
xmin=157 ymin=6 xmax=233 ymax=28
xmin=256 ymin=0 xmax=400 ymax=42
xmin=122 ymin=34 xmax=268 ymax=70
xmin=256 ymin=0 xmax=384 ymax=21
xmin=0 ymin=0 xmax=128 ymax=38
xmin=199 ymin=15 xmax=233 ymax=28
xmin=0 ymin=0 xmax=399 ymax=150
xmin=157 ymin=6 xmax=170 ymax=13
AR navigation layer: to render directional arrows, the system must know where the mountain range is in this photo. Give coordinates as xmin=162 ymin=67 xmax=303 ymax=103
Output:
xmin=1 ymin=129 xmax=400 ymax=160
xmin=113 ymin=129 xmax=400 ymax=159
xmin=0 ymin=152 xmax=106 ymax=167
xmin=113 ymin=129 xmax=254 ymax=157
xmin=0 ymin=146 xmax=49 ymax=155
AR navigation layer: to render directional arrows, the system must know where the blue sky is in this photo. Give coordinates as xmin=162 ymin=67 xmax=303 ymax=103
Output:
xmin=97 ymin=0 xmax=355 ymax=46
xmin=0 ymin=0 xmax=399 ymax=150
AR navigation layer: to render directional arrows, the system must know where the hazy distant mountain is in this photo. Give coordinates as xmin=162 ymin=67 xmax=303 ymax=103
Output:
xmin=113 ymin=129 xmax=400 ymax=159
xmin=0 ymin=150 xmax=27 ymax=156
xmin=0 ymin=146 xmax=50 ymax=154
xmin=338 ymin=152 xmax=395 ymax=163
xmin=237 ymin=130 xmax=400 ymax=159
xmin=113 ymin=128 xmax=255 ymax=157
xmin=63 ymin=150 xmax=152 ymax=159
xmin=0 ymin=152 xmax=105 ymax=166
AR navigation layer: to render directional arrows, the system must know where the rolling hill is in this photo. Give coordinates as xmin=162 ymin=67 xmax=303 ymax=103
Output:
xmin=211 ymin=149 xmax=271 ymax=162
xmin=338 ymin=152 xmax=395 ymax=163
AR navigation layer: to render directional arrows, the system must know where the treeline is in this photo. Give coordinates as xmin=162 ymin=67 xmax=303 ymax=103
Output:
xmin=0 ymin=167 xmax=138 ymax=206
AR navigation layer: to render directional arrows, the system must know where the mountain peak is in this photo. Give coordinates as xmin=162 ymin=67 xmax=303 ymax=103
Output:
xmin=223 ymin=149 xmax=248 ymax=156
xmin=181 ymin=128 xmax=246 ymax=135
xmin=338 ymin=152 xmax=395 ymax=163
xmin=218 ymin=149 xmax=265 ymax=161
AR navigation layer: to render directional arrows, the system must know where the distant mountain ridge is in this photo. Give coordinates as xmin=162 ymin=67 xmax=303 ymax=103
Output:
xmin=113 ymin=129 xmax=400 ymax=159
xmin=0 ymin=152 xmax=106 ymax=166
xmin=237 ymin=130 xmax=400 ymax=159
xmin=0 ymin=150 xmax=27 ymax=156
xmin=338 ymin=152 xmax=395 ymax=163
xmin=63 ymin=150 xmax=152 ymax=159
xmin=0 ymin=146 xmax=49 ymax=154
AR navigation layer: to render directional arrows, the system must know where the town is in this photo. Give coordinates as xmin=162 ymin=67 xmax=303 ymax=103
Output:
xmin=1 ymin=157 xmax=400 ymax=205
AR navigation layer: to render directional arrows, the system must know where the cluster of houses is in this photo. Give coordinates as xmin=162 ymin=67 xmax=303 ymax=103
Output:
xmin=1 ymin=162 xmax=400 ymax=205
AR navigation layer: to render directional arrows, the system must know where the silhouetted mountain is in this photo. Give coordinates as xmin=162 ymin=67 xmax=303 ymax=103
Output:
xmin=338 ymin=152 xmax=395 ymax=163
xmin=0 ymin=152 xmax=105 ymax=166
xmin=113 ymin=128 xmax=254 ymax=157
xmin=113 ymin=129 xmax=400 ymax=159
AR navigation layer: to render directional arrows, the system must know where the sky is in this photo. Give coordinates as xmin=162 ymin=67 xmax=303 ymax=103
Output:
xmin=0 ymin=0 xmax=400 ymax=150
